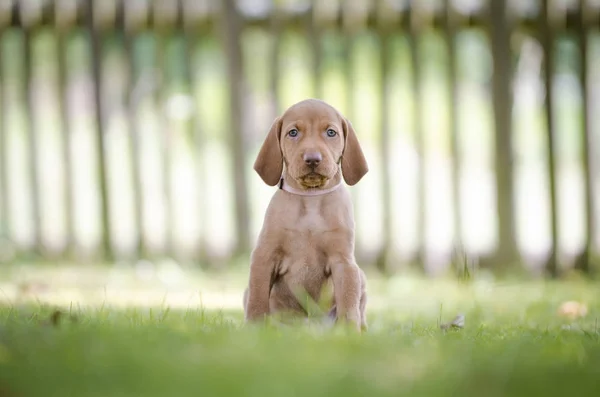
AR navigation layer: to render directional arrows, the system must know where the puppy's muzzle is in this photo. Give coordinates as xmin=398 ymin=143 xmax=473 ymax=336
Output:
xmin=303 ymin=151 xmax=322 ymax=170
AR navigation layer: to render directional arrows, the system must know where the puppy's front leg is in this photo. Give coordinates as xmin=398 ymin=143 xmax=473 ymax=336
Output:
xmin=330 ymin=261 xmax=363 ymax=331
xmin=245 ymin=245 xmax=277 ymax=322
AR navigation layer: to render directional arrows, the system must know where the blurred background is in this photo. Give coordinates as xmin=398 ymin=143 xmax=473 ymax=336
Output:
xmin=0 ymin=0 xmax=599 ymax=283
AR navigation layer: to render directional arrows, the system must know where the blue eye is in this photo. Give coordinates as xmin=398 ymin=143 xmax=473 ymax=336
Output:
xmin=326 ymin=129 xmax=337 ymax=137
xmin=288 ymin=129 xmax=299 ymax=137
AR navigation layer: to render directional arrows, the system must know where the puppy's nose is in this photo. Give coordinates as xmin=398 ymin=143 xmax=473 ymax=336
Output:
xmin=303 ymin=151 xmax=322 ymax=168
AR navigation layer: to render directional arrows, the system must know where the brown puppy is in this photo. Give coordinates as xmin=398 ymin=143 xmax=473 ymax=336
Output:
xmin=243 ymin=99 xmax=369 ymax=331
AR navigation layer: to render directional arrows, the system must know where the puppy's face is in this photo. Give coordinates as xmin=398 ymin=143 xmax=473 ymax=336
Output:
xmin=253 ymin=99 xmax=368 ymax=188
xmin=279 ymin=102 xmax=345 ymax=189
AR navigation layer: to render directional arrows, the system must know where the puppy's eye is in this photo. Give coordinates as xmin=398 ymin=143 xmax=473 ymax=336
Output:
xmin=326 ymin=129 xmax=337 ymax=137
xmin=288 ymin=129 xmax=299 ymax=137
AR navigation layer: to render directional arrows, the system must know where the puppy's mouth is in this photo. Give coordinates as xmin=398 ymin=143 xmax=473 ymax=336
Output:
xmin=298 ymin=173 xmax=328 ymax=189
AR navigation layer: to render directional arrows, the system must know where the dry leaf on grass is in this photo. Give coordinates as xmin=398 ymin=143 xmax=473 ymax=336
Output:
xmin=557 ymin=301 xmax=588 ymax=320
xmin=440 ymin=314 xmax=465 ymax=330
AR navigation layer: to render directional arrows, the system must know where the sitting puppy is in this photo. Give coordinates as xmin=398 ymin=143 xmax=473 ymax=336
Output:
xmin=243 ymin=99 xmax=369 ymax=331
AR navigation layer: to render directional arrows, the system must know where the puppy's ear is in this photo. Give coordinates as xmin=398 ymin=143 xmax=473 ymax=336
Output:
xmin=254 ymin=117 xmax=284 ymax=186
xmin=341 ymin=118 xmax=368 ymax=185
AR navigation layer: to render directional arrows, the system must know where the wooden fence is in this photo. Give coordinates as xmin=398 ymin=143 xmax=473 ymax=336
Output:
xmin=0 ymin=0 xmax=599 ymax=277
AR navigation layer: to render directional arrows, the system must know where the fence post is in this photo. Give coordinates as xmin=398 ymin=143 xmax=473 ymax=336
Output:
xmin=86 ymin=0 xmax=113 ymax=260
xmin=0 ymin=11 xmax=8 ymax=254
xmin=153 ymin=1 xmax=176 ymax=257
xmin=55 ymin=1 xmax=76 ymax=259
xmin=374 ymin=0 xmax=393 ymax=274
xmin=269 ymin=4 xmax=282 ymax=119
xmin=222 ymin=0 xmax=251 ymax=256
xmin=574 ymin=0 xmax=596 ymax=275
xmin=408 ymin=1 xmax=426 ymax=271
xmin=22 ymin=3 xmax=44 ymax=256
xmin=443 ymin=0 xmax=463 ymax=253
xmin=180 ymin=0 xmax=206 ymax=263
xmin=120 ymin=0 xmax=147 ymax=259
xmin=488 ymin=0 xmax=520 ymax=269
xmin=308 ymin=0 xmax=323 ymax=100
xmin=540 ymin=0 xmax=559 ymax=278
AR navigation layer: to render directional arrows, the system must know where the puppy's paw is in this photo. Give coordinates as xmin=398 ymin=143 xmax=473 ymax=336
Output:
xmin=333 ymin=309 xmax=363 ymax=332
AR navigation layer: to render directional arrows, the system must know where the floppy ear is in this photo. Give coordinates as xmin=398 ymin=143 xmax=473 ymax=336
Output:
xmin=254 ymin=117 xmax=284 ymax=186
xmin=341 ymin=118 xmax=368 ymax=186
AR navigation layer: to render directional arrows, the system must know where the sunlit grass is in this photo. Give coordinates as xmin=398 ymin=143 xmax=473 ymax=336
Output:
xmin=1 ymin=264 xmax=600 ymax=396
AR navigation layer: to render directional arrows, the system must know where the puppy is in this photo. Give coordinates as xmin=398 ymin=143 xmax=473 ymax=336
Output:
xmin=243 ymin=99 xmax=369 ymax=331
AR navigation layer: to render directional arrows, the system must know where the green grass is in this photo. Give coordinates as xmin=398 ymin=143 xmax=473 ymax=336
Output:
xmin=1 ymin=266 xmax=600 ymax=397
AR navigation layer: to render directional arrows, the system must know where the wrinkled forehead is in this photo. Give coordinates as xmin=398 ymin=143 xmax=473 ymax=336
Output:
xmin=280 ymin=101 xmax=342 ymax=130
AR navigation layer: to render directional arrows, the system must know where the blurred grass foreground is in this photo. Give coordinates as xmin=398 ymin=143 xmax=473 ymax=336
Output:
xmin=1 ymin=263 xmax=600 ymax=397
xmin=2 ymin=0 xmax=600 ymax=396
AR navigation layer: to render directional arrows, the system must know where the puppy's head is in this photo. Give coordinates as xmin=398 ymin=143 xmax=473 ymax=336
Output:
xmin=254 ymin=99 xmax=368 ymax=189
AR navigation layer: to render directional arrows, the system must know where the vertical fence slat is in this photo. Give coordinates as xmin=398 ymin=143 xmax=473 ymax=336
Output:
xmin=121 ymin=0 xmax=146 ymax=259
xmin=180 ymin=1 xmax=204 ymax=262
xmin=342 ymin=3 xmax=355 ymax=139
xmin=408 ymin=2 xmax=426 ymax=270
xmin=22 ymin=10 xmax=43 ymax=255
xmin=309 ymin=1 xmax=323 ymax=99
xmin=269 ymin=8 xmax=282 ymax=123
xmin=55 ymin=6 xmax=75 ymax=258
xmin=489 ymin=0 xmax=519 ymax=268
xmin=87 ymin=0 xmax=113 ymax=260
xmin=183 ymin=1 xmax=209 ymax=263
xmin=342 ymin=2 xmax=362 ymax=261
xmin=223 ymin=0 xmax=250 ymax=256
xmin=443 ymin=0 xmax=463 ymax=251
xmin=153 ymin=10 xmax=174 ymax=257
xmin=575 ymin=0 xmax=596 ymax=274
xmin=376 ymin=15 xmax=392 ymax=273
xmin=540 ymin=0 xmax=559 ymax=277
xmin=0 ymin=21 xmax=8 ymax=250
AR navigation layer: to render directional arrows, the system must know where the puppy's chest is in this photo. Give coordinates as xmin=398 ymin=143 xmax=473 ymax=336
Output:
xmin=281 ymin=201 xmax=338 ymax=238
xmin=295 ymin=205 xmax=329 ymax=232
xmin=278 ymin=205 xmax=345 ymax=269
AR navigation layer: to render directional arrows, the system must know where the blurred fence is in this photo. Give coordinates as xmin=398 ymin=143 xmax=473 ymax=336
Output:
xmin=0 ymin=0 xmax=599 ymax=276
